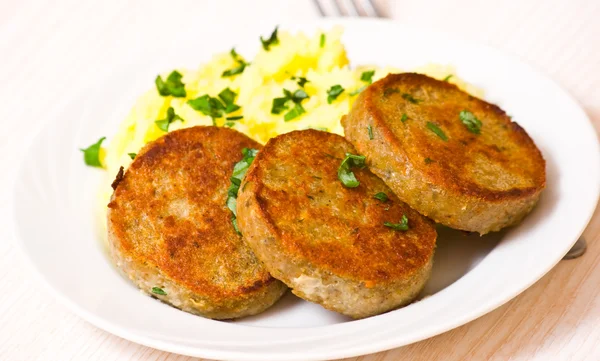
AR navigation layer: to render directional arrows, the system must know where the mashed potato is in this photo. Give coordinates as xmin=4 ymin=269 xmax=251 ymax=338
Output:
xmin=100 ymin=27 xmax=482 ymax=219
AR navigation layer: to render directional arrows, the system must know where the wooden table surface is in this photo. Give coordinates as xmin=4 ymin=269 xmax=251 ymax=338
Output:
xmin=1 ymin=0 xmax=598 ymax=360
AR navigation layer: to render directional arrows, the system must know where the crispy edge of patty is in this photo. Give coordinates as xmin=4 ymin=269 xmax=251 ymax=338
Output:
xmin=342 ymin=73 xmax=546 ymax=234
xmin=107 ymin=126 xmax=287 ymax=320
xmin=236 ymin=130 xmax=436 ymax=318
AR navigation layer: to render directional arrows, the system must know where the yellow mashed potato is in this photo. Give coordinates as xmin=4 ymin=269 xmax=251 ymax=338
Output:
xmin=100 ymin=27 xmax=482 ymax=220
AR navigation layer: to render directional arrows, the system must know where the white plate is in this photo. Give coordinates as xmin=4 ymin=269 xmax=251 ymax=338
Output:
xmin=11 ymin=19 xmax=600 ymax=361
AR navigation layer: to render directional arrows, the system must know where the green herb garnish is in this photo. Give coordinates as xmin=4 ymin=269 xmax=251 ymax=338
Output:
xmin=226 ymin=116 xmax=243 ymax=121
xmin=152 ymin=287 xmax=167 ymax=296
xmin=227 ymin=148 xmax=259 ymax=234
xmin=261 ymin=27 xmax=280 ymax=51
xmin=231 ymin=216 xmax=241 ymax=233
xmin=155 ymin=107 xmax=185 ymax=132
xmin=402 ymin=93 xmax=420 ymax=104
xmin=426 ymin=122 xmax=448 ymax=141
xmin=327 ymin=84 xmax=345 ymax=104
xmin=367 ymin=125 xmax=374 ymax=140
xmin=349 ymin=86 xmax=366 ymax=96
xmin=271 ymin=88 xmax=309 ymax=121
xmin=401 ymin=113 xmax=408 ymax=122
xmin=218 ymin=88 xmax=241 ymax=113
xmin=188 ymin=88 xmax=241 ymax=123
xmin=218 ymin=88 xmax=236 ymax=107
xmin=222 ymin=65 xmax=246 ymax=77
xmin=222 ymin=49 xmax=249 ymax=77
xmin=374 ymin=192 xmax=388 ymax=202
xmin=424 ymin=157 xmax=433 ymax=164
xmin=459 ymin=110 xmax=482 ymax=134
xmin=360 ymin=70 xmax=375 ymax=83
xmin=320 ymin=33 xmax=325 ymax=48
xmin=292 ymin=76 xmax=309 ymax=88
xmin=284 ymin=103 xmax=306 ymax=121
xmin=187 ymin=95 xmax=224 ymax=118
xmin=384 ymin=215 xmax=409 ymax=231
xmin=443 ymin=74 xmax=453 ymax=82
xmin=80 ymin=137 xmax=105 ymax=168
xmin=155 ymin=71 xmax=186 ymax=97
xmin=350 ymin=70 xmax=376 ymax=96
xmin=271 ymin=96 xmax=289 ymax=115
xmin=338 ymin=153 xmax=366 ymax=188
xmin=291 ymin=89 xmax=308 ymax=101
xmin=383 ymin=88 xmax=399 ymax=97
xmin=128 ymin=153 xmax=136 ymax=160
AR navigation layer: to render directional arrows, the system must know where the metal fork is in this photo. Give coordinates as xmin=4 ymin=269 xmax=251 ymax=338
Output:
xmin=313 ymin=0 xmax=382 ymax=17
xmin=312 ymin=0 xmax=586 ymax=260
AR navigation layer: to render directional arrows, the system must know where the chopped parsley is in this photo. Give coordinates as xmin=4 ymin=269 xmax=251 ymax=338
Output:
xmin=402 ymin=93 xmax=420 ymax=104
xmin=360 ymin=70 xmax=375 ymax=83
xmin=424 ymin=157 xmax=433 ymax=164
xmin=426 ymin=122 xmax=448 ymax=141
xmin=271 ymin=96 xmax=289 ymax=115
xmin=80 ymin=137 xmax=105 ymax=168
xmin=367 ymin=125 xmax=374 ymax=140
xmin=459 ymin=110 xmax=483 ymax=134
xmin=384 ymin=215 xmax=409 ymax=231
xmin=338 ymin=153 xmax=366 ymax=188
xmin=443 ymin=74 xmax=453 ymax=82
xmin=187 ymin=88 xmax=242 ymax=124
xmin=231 ymin=217 xmax=241 ymax=233
xmin=374 ymin=192 xmax=388 ymax=202
xmin=383 ymin=88 xmax=399 ymax=97
xmin=227 ymin=148 xmax=259 ymax=234
xmin=222 ymin=49 xmax=249 ymax=77
xmin=128 ymin=153 xmax=136 ymax=160
xmin=260 ymin=27 xmax=280 ymax=51
xmin=290 ymin=89 xmax=309 ymax=102
xmin=155 ymin=71 xmax=186 ymax=97
xmin=152 ymin=287 xmax=167 ymax=296
xmin=218 ymin=88 xmax=241 ymax=113
xmin=217 ymin=88 xmax=236 ymax=108
xmin=351 ymin=70 xmax=376 ymax=96
xmin=187 ymin=95 xmax=223 ymax=120
xmin=327 ymin=84 xmax=345 ymax=104
xmin=320 ymin=33 xmax=325 ymax=48
xmin=292 ymin=76 xmax=309 ymax=88
xmin=350 ymin=86 xmax=366 ymax=96
xmin=271 ymin=88 xmax=309 ymax=121
xmin=401 ymin=113 xmax=408 ymax=123
xmin=284 ymin=103 xmax=305 ymax=121
xmin=155 ymin=107 xmax=184 ymax=132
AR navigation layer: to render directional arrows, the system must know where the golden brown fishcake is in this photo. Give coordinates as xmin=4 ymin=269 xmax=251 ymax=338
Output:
xmin=107 ymin=126 xmax=286 ymax=320
xmin=236 ymin=130 xmax=436 ymax=318
xmin=342 ymin=73 xmax=546 ymax=234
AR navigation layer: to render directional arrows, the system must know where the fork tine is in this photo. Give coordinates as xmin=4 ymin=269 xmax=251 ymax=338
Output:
xmin=313 ymin=0 xmax=342 ymax=16
xmin=333 ymin=0 xmax=345 ymax=16
xmin=341 ymin=0 xmax=360 ymax=16
xmin=312 ymin=0 xmax=326 ymax=16
xmin=359 ymin=0 xmax=381 ymax=17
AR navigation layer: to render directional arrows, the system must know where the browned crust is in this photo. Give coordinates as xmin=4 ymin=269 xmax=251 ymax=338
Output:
xmin=111 ymin=166 xmax=124 ymax=190
xmin=236 ymin=130 xmax=436 ymax=317
xmin=244 ymin=130 xmax=436 ymax=281
xmin=107 ymin=126 xmax=286 ymax=319
xmin=343 ymin=73 xmax=546 ymax=234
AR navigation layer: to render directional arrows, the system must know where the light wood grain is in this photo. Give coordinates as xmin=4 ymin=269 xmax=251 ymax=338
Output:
xmin=0 ymin=0 xmax=598 ymax=360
